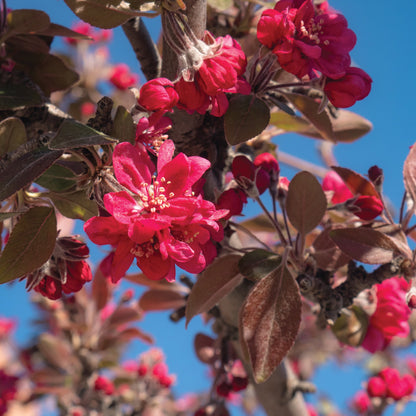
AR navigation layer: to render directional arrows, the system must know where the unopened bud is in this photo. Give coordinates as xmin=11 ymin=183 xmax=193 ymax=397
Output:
xmin=368 ymin=165 xmax=384 ymax=190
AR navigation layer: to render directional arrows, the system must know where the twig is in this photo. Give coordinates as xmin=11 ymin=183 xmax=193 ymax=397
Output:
xmin=122 ymin=17 xmax=161 ymax=81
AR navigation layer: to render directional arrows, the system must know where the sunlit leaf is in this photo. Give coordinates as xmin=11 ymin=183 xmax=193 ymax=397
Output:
xmin=331 ymin=166 xmax=378 ymax=197
xmin=0 ymin=117 xmax=27 ymax=157
xmin=0 ymin=206 xmax=57 ymax=283
xmin=3 ymin=9 xmax=50 ymax=40
xmin=286 ymin=171 xmax=327 ymax=235
xmin=112 ymin=105 xmax=136 ymax=144
xmin=139 ymin=290 xmax=186 ymax=312
xmin=329 ymin=227 xmax=401 ymax=264
xmin=240 ymin=266 xmax=301 ymax=383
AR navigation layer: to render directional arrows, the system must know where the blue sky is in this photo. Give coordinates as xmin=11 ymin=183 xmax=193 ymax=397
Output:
xmin=4 ymin=0 xmax=416 ymax=415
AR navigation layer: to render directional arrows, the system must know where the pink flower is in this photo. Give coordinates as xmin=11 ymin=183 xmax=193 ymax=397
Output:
xmin=350 ymin=391 xmax=371 ymax=413
xmin=109 ymin=64 xmax=138 ymax=90
xmin=322 ymin=171 xmax=353 ymax=204
xmin=138 ymin=78 xmax=179 ymax=114
xmin=94 ymin=375 xmax=115 ymax=395
xmin=362 ymin=277 xmax=411 ymax=353
xmin=80 ymin=102 xmax=96 ymax=117
xmin=216 ymin=188 xmax=247 ymax=220
xmin=324 ymin=67 xmax=372 ymax=108
xmin=257 ymin=0 xmax=356 ymax=79
xmin=0 ymin=317 xmax=15 ymax=339
xmin=65 ymin=22 xmax=93 ymax=45
xmin=135 ymin=116 xmax=172 ymax=155
xmin=175 ymin=33 xmax=248 ymax=117
xmin=232 ymin=155 xmax=270 ymax=196
xmin=84 ymin=140 xmax=228 ymax=282
xmin=366 ymin=376 xmax=386 ymax=398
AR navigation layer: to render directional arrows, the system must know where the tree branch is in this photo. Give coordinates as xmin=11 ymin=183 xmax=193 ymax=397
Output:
xmin=122 ymin=17 xmax=161 ymax=81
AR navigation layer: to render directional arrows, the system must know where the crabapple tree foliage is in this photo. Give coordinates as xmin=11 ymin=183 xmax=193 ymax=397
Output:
xmin=0 ymin=0 xmax=416 ymax=415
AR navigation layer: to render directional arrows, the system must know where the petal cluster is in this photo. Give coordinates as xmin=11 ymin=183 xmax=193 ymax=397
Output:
xmin=85 ymin=140 xmax=228 ymax=282
xmin=362 ymin=277 xmax=411 ymax=353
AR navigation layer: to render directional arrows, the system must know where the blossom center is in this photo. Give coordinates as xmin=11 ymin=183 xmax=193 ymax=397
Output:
xmin=299 ymin=17 xmax=328 ymax=46
xmin=131 ymin=238 xmax=160 ymax=258
xmin=172 ymin=229 xmax=200 ymax=244
xmin=137 ymin=176 xmax=173 ymax=213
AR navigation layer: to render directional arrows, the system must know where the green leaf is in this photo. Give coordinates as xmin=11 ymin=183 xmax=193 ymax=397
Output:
xmin=28 ymin=53 xmax=79 ymax=96
xmin=185 ymin=254 xmax=243 ymax=326
xmin=286 ymin=171 xmax=327 ymax=235
xmin=224 ymin=94 xmax=270 ymax=145
xmin=0 ymin=206 xmax=57 ymax=283
xmin=0 ymin=117 xmax=27 ymax=157
xmin=35 ymin=164 xmax=77 ymax=192
xmin=2 ymin=9 xmax=50 ymax=41
xmin=0 ymin=211 xmax=27 ymax=221
xmin=269 ymin=111 xmax=310 ymax=132
xmin=0 ymin=147 xmax=63 ymax=202
xmin=240 ymin=266 xmax=301 ymax=383
xmin=63 ymin=0 xmax=137 ymax=29
xmin=112 ymin=105 xmax=136 ymax=144
xmin=0 ymin=82 xmax=44 ymax=110
xmin=238 ymin=249 xmax=281 ymax=281
xmin=332 ymin=306 xmax=369 ymax=347
xmin=284 ymin=93 xmax=334 ymax=141
xmin=49 ymin=119 xmax=117 ymax=150
xmin=47 ymin=190 xmax=98 ymax=220
xmin=329 ymin=227 xmax=401 ymax=264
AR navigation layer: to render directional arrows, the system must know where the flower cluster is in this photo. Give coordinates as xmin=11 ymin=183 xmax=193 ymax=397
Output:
xmin=361 ymin=277 xmax=411 ymax=353
xmin=257 ymin=0 xmax=371 ymax=107
xmin=175 ymin=32 xmax=249 ymax=117
xmin=109 ymin=63 xmax=138 ymax=90
xmin=65 ymin=22 xmax=112 ymax=46
xmin=85 ymin=140 xmax=227 ymax=282
xmin=25 ymin=236 xmax=92 ymax=301
xmin=366 ymin=367 xmax=415 ymax=401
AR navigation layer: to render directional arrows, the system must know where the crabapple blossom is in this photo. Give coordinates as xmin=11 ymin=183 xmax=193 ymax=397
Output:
xmin=84 ymin=140 xmax=228 ymax=282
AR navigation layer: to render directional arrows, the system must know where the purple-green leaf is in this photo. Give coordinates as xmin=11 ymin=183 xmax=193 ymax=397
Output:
xmin=240 ymin=266 xmax=301 ymax=383
xmin=238 ymin=249 xmax=281 ymax=281
xmin=139 ymin=290 xmax=186 ymax=312
xmin=185 ymin=254 xmax=243 ymax=326
xmin=49 ymin=120 xmax=117 ymax=150
xmin=0 ymin=146 xmax=63 ymax=202
xmin=286 ymin=171 xmax=327 ymax=235
xmin=0 ymin=206 xmax=57 ymax=283
xmin=224 ymin=94 xmax=270 ymax=145
xmin=0 ymin=117 xmax=27 ymax=157
xmin=329 ymin=227 xmax=401 ymax=264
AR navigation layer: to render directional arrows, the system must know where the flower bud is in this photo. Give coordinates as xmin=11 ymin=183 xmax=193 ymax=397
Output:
xmin=138 ymin=78 xmax=179 ymax=113
xmin=324 ymin=67 xmax=372 ymax=108
xmin=346 ymin=195 xmax=383 ymax=220
xmin=366 ymin=376 xmax=386 ymax=398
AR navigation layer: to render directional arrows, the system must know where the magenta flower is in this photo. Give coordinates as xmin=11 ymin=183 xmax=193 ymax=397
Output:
xmin=84 ymin=140 xmax=228 ymax=283
xmin=324 ymin=67 xmax=372 ymax=108
xmin=109 ymin=63 xmax=138 ymax=90
xmin=362 ymin=277 xmax=411 ymax=353
xmin=257 ymin=0 xmax=356 ymax=79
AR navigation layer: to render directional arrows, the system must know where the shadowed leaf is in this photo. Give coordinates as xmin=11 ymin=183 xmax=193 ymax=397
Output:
xmin=329 ymin=227 xmax=401 ymax=264
xmin=194 ymin=333 xmax=216 ymax=364
xmin=46 ymin=190 xmax=98 ymax=220
xmin=286 ymin=171 xmax=327 ymax=235
xmin=238 ymin=249 xmax=281 ymax=281
xmin=0 ymin=82 xmax=44 ymax=110
xmin=185 ymin=254 xmax=243 ymax=326
xmin=35 ymin=164 xmax=77 ymax=192
xmin=112 ymin=105 xmax=136 ymax=144
xmin=0 ymin=147 xmax=63 ymax=202
xmin=224 ymin=94 xmax=270 ymax=145
xmin=240 ymin=266 xmax=301 ymax=383
xmin=0 ymin=206 xmax=57 ymax=283
xmin=49 ymin=119 xmax=117 ymax=149
xmin=3 ymin=9 xmax=50 ymax=40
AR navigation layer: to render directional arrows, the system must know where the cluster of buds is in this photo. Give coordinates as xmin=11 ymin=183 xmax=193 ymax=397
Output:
xmin=366 ymin=367 xmax=415 ymax=402
xmin=216 ymin=152 xmax=280 ymax=218
xmin=215 ymin=360 xmax=249 ymax=398
xmin=24 ymin=236 xmax=92 ymax=300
